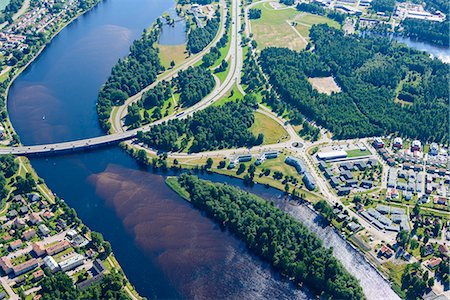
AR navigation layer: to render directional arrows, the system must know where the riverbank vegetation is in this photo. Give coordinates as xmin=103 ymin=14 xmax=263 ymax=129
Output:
xmin=187 ymin=10 xmax=220 ymax=54
xmin=401 ymin=19 xmax=449 ymax=47
xmin=137 ymin=101 xmax=260 ymax=152
xmin=171 ymin=174 xmax=364 ymax=299
xmin=259 ymin=24 xmax=449 ymax=143
xmin=96 ymin=28 xmax=164 ymax=132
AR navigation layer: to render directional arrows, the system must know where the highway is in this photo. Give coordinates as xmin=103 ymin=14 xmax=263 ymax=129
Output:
xmin=0 ymin=0 xmax=241 ymax=156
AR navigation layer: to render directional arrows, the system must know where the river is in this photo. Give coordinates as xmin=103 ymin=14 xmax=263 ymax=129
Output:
xmin=6 ymin=0 xmax=308 ymax=299
xmin=7 ymin=0 xmax=444 ymax=298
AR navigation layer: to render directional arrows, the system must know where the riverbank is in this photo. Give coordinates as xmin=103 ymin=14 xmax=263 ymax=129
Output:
xmin=0 ymin=1 xmax=142 ymax=298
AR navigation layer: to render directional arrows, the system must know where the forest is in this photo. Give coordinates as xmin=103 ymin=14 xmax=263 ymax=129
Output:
xmin=259 ymin=24 xmax=449 ymax=143
xmin=176 ymin=66 xmax=215 ymax=107
xmin=40 ymin=271 xmax=130 ymax=300
xmin=401 ymin=18 xmax=449 ymax=47
xmin=137 ymin=101 xmax=258 ymax=152
xmin=176 ymin=175 xmax=364 ymax=299
xmin=187 ymin=10 xmax=221 ymax=54
xmin=125 ymin=65 xmax=215 ymax=128
xmin=96 ymin=28 xmax=163 ymax=131
xmin=370 ymin=0 xmax=395 ymax=14
xmin=0 ymin=155 xmax=18 ymax=200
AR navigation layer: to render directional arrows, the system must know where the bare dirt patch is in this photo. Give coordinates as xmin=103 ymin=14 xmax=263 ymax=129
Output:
xmin=308 ymin=76 xmax=341 ymax=95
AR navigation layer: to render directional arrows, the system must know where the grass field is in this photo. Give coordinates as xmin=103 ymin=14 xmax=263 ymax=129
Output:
xmin=212 ymin=83 xmax=243 ymax=106
xmin=250 ymin=111 xmax=289 ymax=145
xmin=308 ymin=76 xmax=341 ymax=95
xmin=250 ymin=3 xmax=306 ymax=50
xmin=165 ymin=177 xmax=190 ymax=201
xmin=158 ymin=44 xmax=187 ymax=69
xmin=346 ymin=149 xmax=372 ymax=158
xmin=250 ymin=4 xmax=340 ymax=50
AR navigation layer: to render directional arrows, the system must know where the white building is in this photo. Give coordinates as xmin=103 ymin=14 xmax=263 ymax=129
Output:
xmin=393 ymin=137 xmax=403 ymax=149
xmin=43 ymin=256 xmax=59 ymax=273
xmin=317 ymin=150 xmax=348 ymax=160
xmin=59 ymin=254 xmax=84 ymax=272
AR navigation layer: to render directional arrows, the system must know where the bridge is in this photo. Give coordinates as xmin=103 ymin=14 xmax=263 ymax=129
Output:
xmin=0 ymin=0 xmax=241 ymax=157
xmin=0 ymin=130 xmax=140 ymax=155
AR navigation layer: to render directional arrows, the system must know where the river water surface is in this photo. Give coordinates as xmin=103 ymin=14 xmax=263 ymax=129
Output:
xmin=7 ymin=0 xmax=443 ymax=298
xmin=7 ymin=0 xmax=308 ymax=298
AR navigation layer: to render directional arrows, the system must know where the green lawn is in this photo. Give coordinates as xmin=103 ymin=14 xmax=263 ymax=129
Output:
xmin=211 ymin=24 xmax=232 ymax=69
xmin=165 ymin=177 xmax=190 ymax=201
xmin=346 ymin=149 xmax=372 ymax=158
xmin=214 ymin=58 xmax=231 ymax=83
xmin=158 ymin=44 xmax=187 ymax=69
xmin=250 ymin=111 xmax=289 ymax=145
xmin=212 ymin=83 xmax=243 ymax=106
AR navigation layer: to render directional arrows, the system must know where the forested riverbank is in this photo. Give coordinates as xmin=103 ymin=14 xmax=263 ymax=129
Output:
xmin=169 ymin=174 xmax=364 ymax=299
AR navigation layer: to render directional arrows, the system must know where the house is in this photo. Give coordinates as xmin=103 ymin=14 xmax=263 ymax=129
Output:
xmin=414 ymin=164 xmax=423 ymax=171
xmin=42 ymin=211 xmax=54 ymax=219
xmin=93 ymin=259 xmax=106 ymax=274
xmin=340 ymin=162 xmax=353 ymax=170
xmin=7 ymin=210 xmax=18 ymax=219
xmin=427 ymin=257 xmax=442 ymax=269
xmin=361 ymin=180 xmax=373 ymax=189
xmin=393 ymin=137 xmax=403 ymax=149
xmin=341 ymin=171 xmax=353 ymax=180
xmin=337 ymin=187 xmax=352 ymax=196
xmin=324 ymin=168 xmax=333 ymax=179
xmin=346 ymin=179 xmax=358 ymax=187
xmin=376 ymin=204 xmax=390 ymax=214
xmin=19 ymin=206 xmax=28 ymax=215
xmin=43 ymin=256 xmax=59 ymax=273
xmin=438 ymin=244 xmax=448 ymax=255
xmin=29 ymin=213 xmax=42 ymax=225
xmin=23 ymin=228 xmax=36 ymax=241
xmin=13 ymin=218 xmax=25 ymax=228
xmin=355 ymin=161 xmax=367 ymax=171
xmin=28 ymin=193 xmax=40 ymax=202
xmin=10 ymin=239 xmax=23 ymax=250
xmin=12 ymin=195 xmax=23 ymax=203
xmin=38 ymin=224 xmax=50 ymax=236
xmin=236 ymin=155 xmax=252 ymax=163
xmin=411 ymin=140 xmax=421 ymax=151
xmin=387 ymin=158 xmax=396 ymax=166
xmin=429 ymin=143 xmax=439 ymax=156
xmin=347 ymin=222 xmax=361 ymax=232
xmin=57 ymin=219 xmax=67 ymax=229
xmin=424 ymin=244 xmax=434 ymax=256
xmin=403 ymin=191 xmax=413 ymax=200
xmin=33 ymin=269 xmax=44 ymax=281
xmin=330 ymin=177 xmax=340 ymax=188
xmin=368 ymin=158 xmax=378 ymax=167
xmin=373 ymin=138 xmax=384 ymax=148
xmin=379 ymin=245 xmax=393 ymax=258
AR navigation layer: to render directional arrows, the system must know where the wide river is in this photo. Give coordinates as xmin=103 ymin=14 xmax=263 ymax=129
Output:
xmin=7 ymin=0 xmax=445 ymax=299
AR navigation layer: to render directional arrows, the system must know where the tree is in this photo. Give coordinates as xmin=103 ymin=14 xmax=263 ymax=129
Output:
xmin=103 ymin=241 xmax=112 ymax=256
xmin=170 ymin=60 xmax=175 ymax=68
xmin=396 ymin=230 xmax=411 ymax=248
xmin=91 ymin=231 xmax=104 ymax=250
xmin=206 ymin=158 xmax=213 ymax=169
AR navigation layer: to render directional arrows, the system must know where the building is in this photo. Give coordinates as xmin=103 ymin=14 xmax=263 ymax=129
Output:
xmin=32 ymin=243 xmax=46 ymax=257
xmin=393 ymin=137 xmax=403 ymax=149
xmin=43 ymin=256 xmax=59 ymax=273
xmin=317 ymin=150 xmax=347 ymax=160
xmin=373 ymin=138 xmax=384 ymax=148
xmin=28 ymin=193 xmax=40 ymax=202
xmin=13 ymin=218 xmax=26 ymax=229
xmin=29 ymin=213 xmax=42 ymax=225
xmin=0 ymin=257 xmax=13 ymax=274
xmin=361 ymin=180 xmax=373 ymax=189
xmin=411 ymin=140 xmax=421 ymax=151
xmin=427 ymin=257 xmax=442 ymax=269
xmin=429 ymin=143 xmax=439 ymax=156
xmin=379 ymin=245 xmax=393 ymax=258
xmin=285 ymin=156 xmax=307 ymax=174
xmin=45 ymin=240 xmax=70 ymax=256
xmin=38 ymin=224 xmax=50 ymax=236
xmin=10 ymin=239 xmax=23 ymax=250
xmin=235 ymin=155 xmax=252 ymax=163
xmin=303 ymin=172 xmax=316 ymax=191
xmin=23 ymin=228 xmax=36 ymax=241
xmin=255 ymin=151 xmax=278 ymax=165
xmin=59 ymin=254 xmax=84 ymax=272
xmin=32 ymin=269 xmax=44 ymax=281
xmin=13 ymin=258 xmax=38 ymax=276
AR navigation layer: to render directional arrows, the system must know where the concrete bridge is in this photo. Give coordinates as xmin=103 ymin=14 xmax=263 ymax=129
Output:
xmin=0 ymin=130 xmax=140 ymax=156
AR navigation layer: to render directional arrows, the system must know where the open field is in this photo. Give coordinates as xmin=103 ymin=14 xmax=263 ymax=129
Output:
xmin=308 ymin=76 xmax=341 ymax=95
xmin=158 ymin=44 xmax=187 ymax=69
xmin=250 ymin=4 xmax=340 ymax=50
xmin=250 ymin=111 xmax=289 ymax=145
xmin=346 ymin=148 xmax=372 ymax=158
xmin=250 ymin=2 xmax=306 ymax=50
